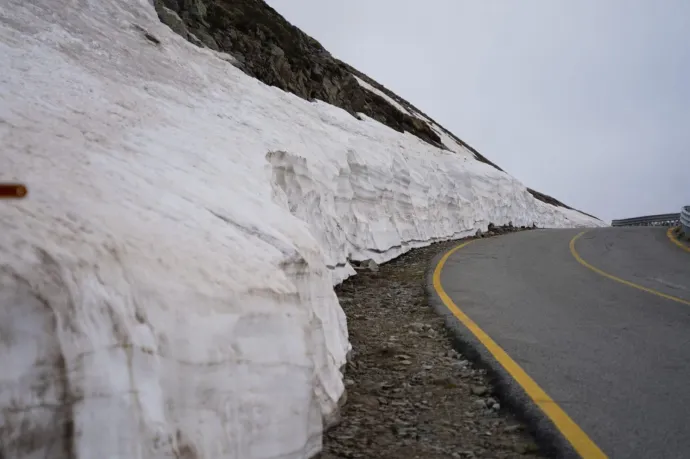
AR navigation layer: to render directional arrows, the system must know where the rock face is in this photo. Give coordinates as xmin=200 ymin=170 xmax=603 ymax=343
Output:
xmin=153 ymin=0 xmax=600 ymax=219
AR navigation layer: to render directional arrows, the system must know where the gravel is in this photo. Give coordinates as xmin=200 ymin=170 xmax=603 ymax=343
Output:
xmin=318 ymin=228 xmax=545 ymax=459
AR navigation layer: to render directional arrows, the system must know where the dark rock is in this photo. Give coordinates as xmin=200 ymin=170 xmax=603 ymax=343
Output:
xmin=473 ymin=399 xmax=488 ymax=409
xmin=157 ymin=0 xmax=180 ymax=12
xmin=187 ymin=32 xmax=205 ymax=48
xmin=504 ymin=424 xmax=523 ymax=433
xmin=471 ymin=385 xmax=488 ymax=396
xmin=358 ymin=395 xmax=380 ymax=409
xmin=352 ymin=259 xmax=379 ymax=272
xmin=193 ymin=27 xmax=219 ymax=50
xmin=365 ymin=259 xmax=379 ymax=272
xmin=183 ymin=0 xmax=207 ymax=22
xmin=144 ymin=32 xmax=161 ymax=45
xmin=156 ymin=5 xmax=188 ymax=37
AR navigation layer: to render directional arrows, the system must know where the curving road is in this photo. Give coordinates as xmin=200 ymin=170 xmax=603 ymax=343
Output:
xmin=430 ymin=227 xmax=690 ymax=459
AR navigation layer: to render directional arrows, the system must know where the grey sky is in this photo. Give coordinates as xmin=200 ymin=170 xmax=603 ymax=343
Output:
xmin=265 ymin=0 xmax=690 ymax=222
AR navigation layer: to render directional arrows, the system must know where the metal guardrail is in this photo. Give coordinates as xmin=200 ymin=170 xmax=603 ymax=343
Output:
xmin=611 ymin=213 xmax=681 ymax=227
xmin=681 ymin=206 xmax=690 ymax=236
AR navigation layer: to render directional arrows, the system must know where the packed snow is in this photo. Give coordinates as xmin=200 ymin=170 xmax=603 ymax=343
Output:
xmin=0 ymin=0 xmax=604 ymax=458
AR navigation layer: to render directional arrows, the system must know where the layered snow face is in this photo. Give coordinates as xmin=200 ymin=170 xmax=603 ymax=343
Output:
xmin=0 ymin=1 xmax=603 ymax=458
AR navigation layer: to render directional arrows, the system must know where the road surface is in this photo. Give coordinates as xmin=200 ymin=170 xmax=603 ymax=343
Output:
xmin=430 ymin=227 xmax=690 ymax=458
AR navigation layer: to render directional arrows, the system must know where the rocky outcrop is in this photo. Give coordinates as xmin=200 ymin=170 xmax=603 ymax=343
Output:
xmin=153 ymin=0 xmax=598 ymax=220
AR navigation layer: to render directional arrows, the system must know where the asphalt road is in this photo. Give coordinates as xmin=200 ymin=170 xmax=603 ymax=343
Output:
xmin=434 ymin=227 xmax=690 ymax=458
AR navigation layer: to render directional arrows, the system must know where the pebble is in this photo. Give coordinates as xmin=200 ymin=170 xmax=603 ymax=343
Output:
xmin=473 ymin=399 xmax=487 ymax=409
xmin=471 ymin=385 xmax=488 ymax=396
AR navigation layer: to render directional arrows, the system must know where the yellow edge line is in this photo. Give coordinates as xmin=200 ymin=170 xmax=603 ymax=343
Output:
xmin=667 ymin=227 xmax=690 ymax=254
xmin=570 ymin=232 xmax=690 ymax=306
xmin=432 ymin=241 xmax=607 ymax=459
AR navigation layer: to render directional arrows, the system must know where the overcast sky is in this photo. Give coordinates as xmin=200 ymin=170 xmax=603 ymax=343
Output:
xmin=265 ymin=0 xmax=689 ymax=222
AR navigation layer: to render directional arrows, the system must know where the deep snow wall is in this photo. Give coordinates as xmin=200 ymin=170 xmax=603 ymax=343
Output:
xmin=0 ymin=0 xmax=603 ymax=458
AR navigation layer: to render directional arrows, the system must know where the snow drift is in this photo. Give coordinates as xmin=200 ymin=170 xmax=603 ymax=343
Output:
xmin=0 ymin=0 xmax=603 ymax=458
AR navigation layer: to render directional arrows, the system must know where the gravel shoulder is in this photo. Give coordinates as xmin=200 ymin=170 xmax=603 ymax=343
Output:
xmin=319 ymin=227 xmax=545 ymax=459
xmin=670 ymin=226 xmax=690 ymax=251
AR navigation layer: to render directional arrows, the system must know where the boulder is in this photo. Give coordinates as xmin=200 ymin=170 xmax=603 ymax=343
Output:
xmin=156 ymin=5 xmax=188 ymax=37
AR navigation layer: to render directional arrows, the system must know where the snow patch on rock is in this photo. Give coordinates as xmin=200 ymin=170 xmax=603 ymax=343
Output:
xmin=352 ymin=74 xmax=413 ymax=116
xmin=0 ymin=0 xmax=604 ymax=458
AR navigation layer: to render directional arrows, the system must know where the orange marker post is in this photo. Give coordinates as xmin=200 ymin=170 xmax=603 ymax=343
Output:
xmin=0 ymin=183 xmax=28 ymax=199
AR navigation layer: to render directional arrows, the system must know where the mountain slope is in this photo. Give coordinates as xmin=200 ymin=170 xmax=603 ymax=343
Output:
xmin=0 ymin=1 xmax=603 ymax=458
xmin=153 ymin=0 xmax=599 ymax=221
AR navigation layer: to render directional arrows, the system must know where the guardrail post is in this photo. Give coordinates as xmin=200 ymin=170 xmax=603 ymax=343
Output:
xmin=681 ymin=206 xmax=690 ymax=237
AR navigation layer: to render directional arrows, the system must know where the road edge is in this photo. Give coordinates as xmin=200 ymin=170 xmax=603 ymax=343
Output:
xmin=668 ymin=227 xmax=690 ymax=253
xmin=425 ymin=238 xmax=583 ymax=459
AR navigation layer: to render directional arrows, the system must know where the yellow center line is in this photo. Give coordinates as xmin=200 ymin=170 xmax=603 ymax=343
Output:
xmin=667 ymin=227 xmax=690 ymax=254
xmin=432 ymin=241 xmax=607 ymax=459
xmin=570 ymin=232 xmax=690 ymax=306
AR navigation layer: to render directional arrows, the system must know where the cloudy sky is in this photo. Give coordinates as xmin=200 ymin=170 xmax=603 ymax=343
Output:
xmin=265 ymin=0 xmax=689 ymax=222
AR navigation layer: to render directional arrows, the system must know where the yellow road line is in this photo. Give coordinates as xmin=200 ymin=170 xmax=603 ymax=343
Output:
xmin=432 ymin=241 xmax=607 ymax=459
xmin=667 ymin=227 xmax=690 ymax=254
xmin=570 ymin=232 xmax=690 ymax=306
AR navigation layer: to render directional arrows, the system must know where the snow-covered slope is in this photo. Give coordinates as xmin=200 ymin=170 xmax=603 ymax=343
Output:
xmin=0 ymin=1 xmax=604 ymax=458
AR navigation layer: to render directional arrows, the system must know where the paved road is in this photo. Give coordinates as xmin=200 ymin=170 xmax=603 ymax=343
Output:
xmin=434 ymin=227 xmax=690 ymax=458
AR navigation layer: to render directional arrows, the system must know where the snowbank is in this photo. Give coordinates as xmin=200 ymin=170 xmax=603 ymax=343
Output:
xmin=0 ymin=0 xmax=603 ymax=458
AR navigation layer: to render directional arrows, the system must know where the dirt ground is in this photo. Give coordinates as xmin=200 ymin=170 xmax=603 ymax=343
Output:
xmin=319 ymin=229 xmax=546 ymax=459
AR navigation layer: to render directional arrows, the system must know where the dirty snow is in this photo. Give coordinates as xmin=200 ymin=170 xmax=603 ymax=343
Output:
xmin=0 ymin=0 xmax=603 ymax=458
